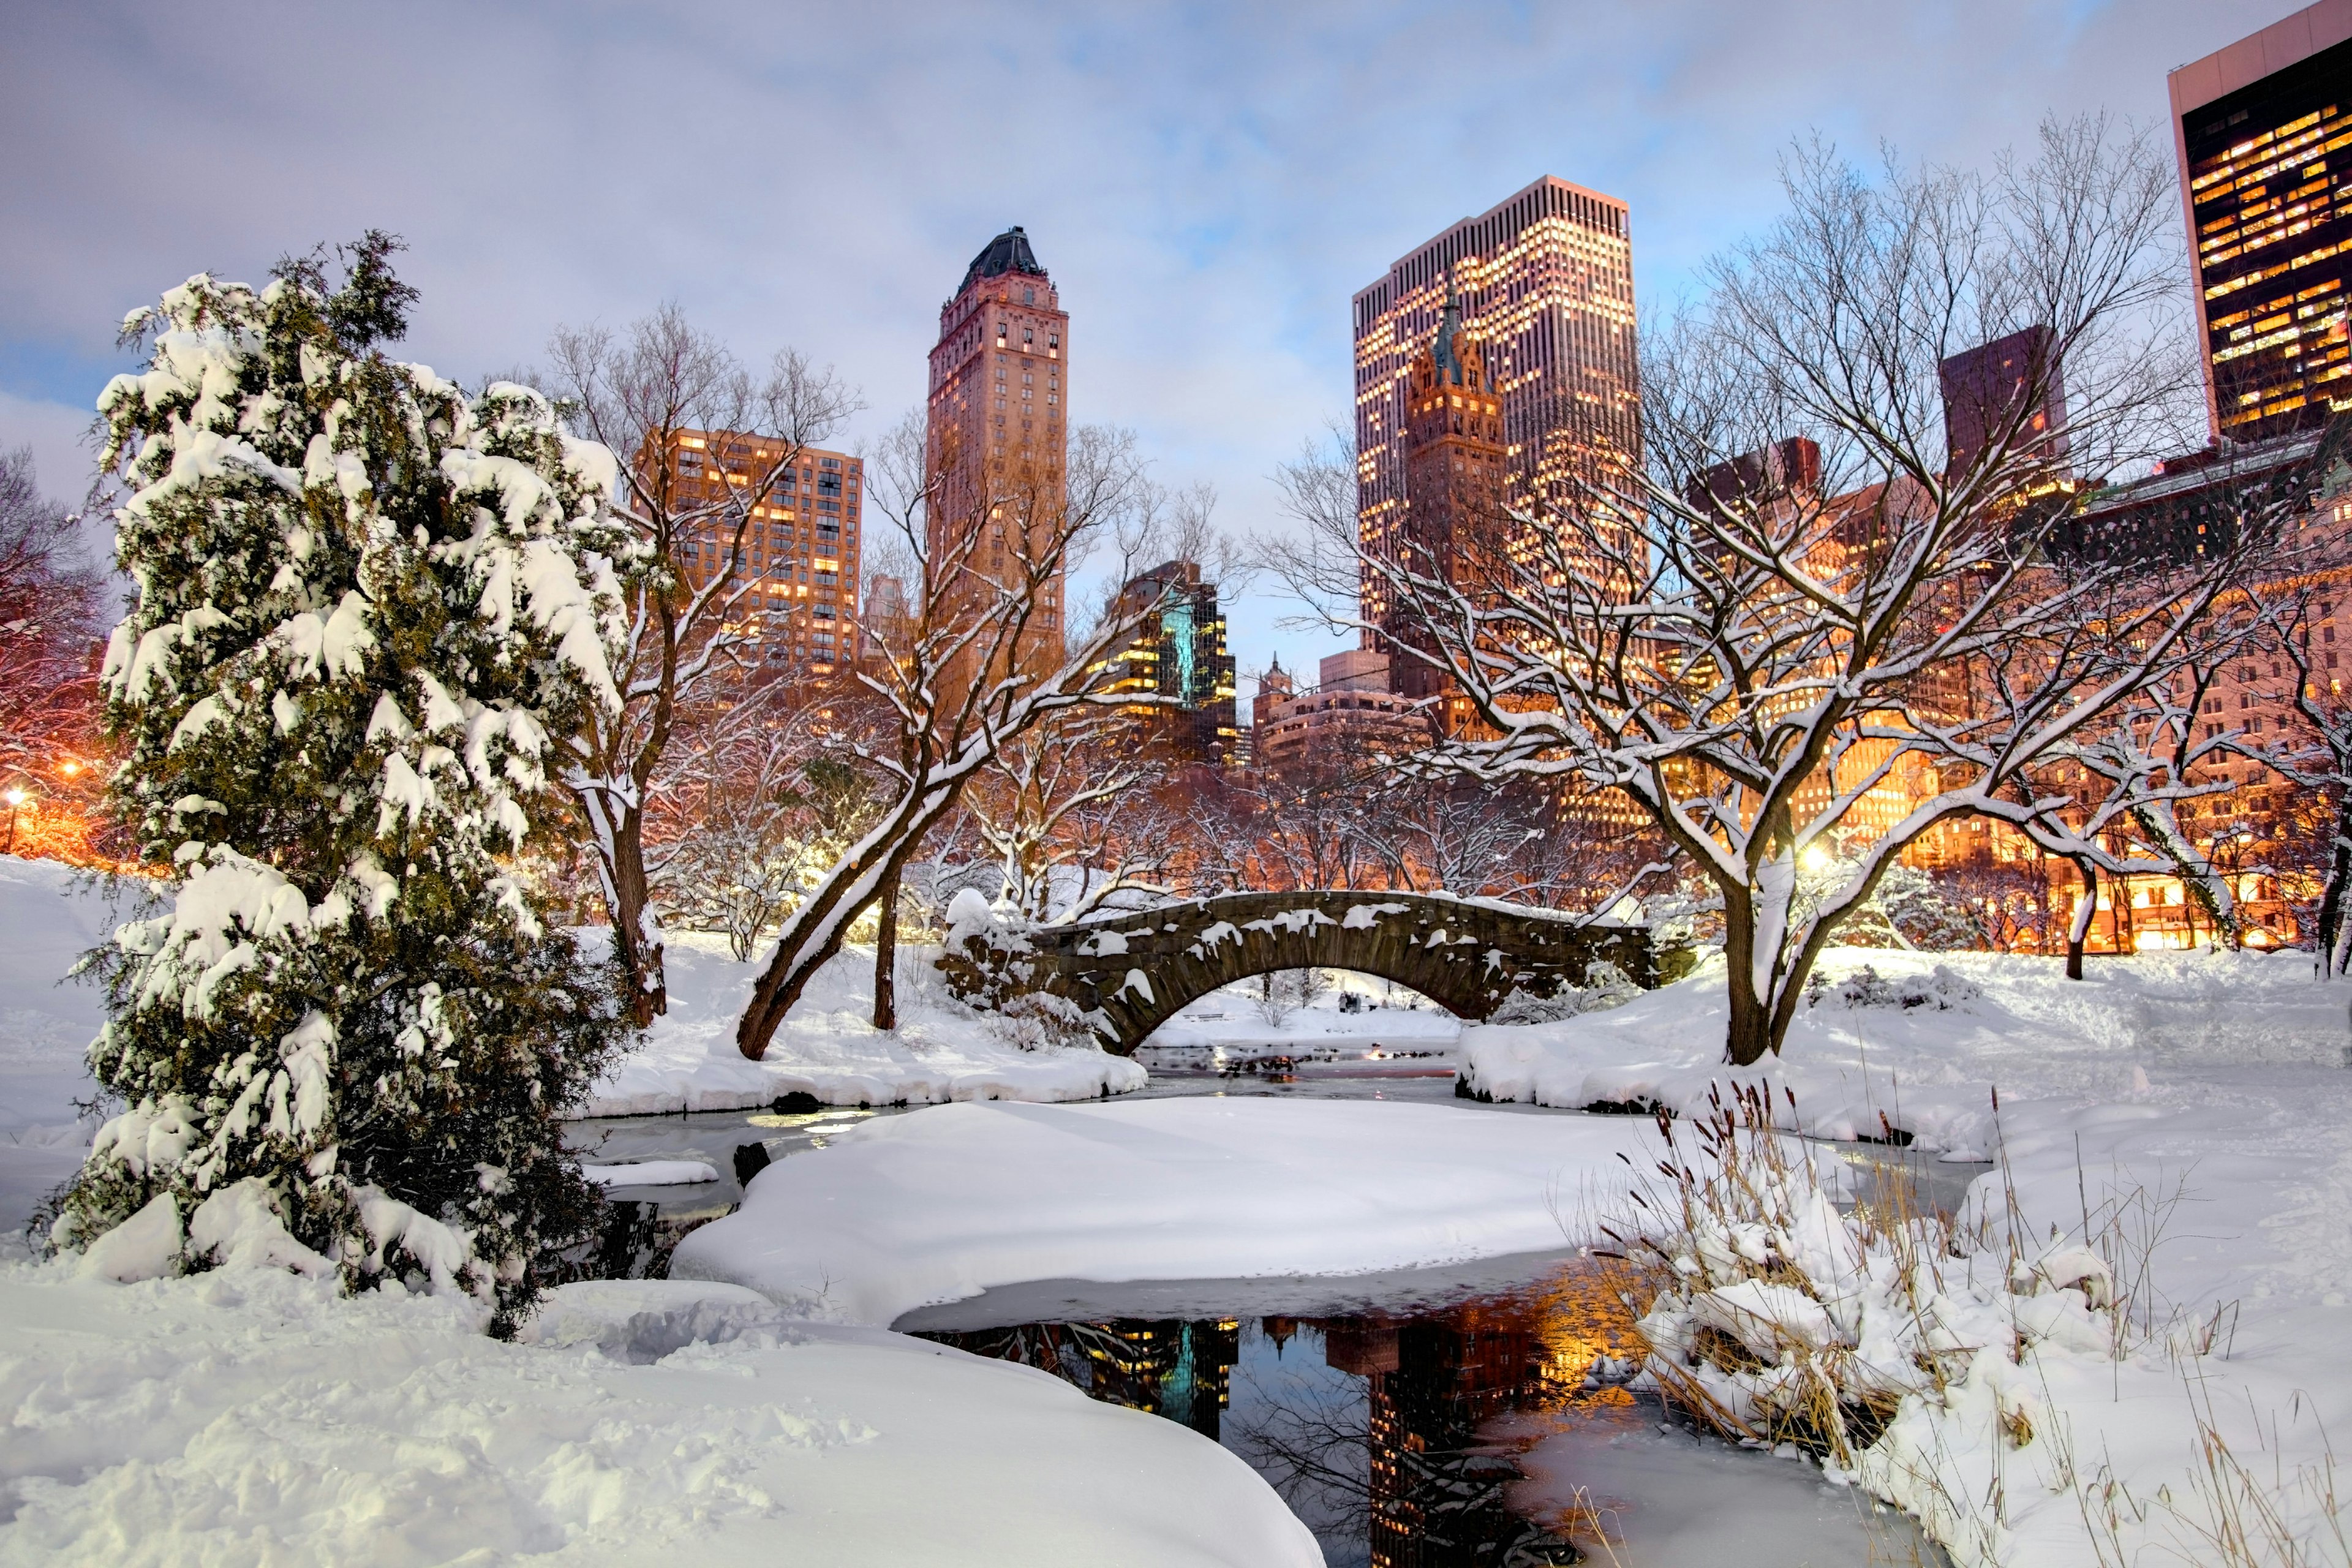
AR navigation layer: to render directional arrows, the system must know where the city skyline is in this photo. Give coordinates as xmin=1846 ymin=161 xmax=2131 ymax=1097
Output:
xmin=0 ymin=0 xmax=2310 ymax=700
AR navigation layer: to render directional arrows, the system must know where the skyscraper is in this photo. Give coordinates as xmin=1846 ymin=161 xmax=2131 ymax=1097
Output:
xmin=925 ymin=225 xmax=1071 ymax=693
xmin=1352 ymin=176 xmax=1639 ymax=649
xmin=1939 ymin=325 xmax=2068 ymax=474
xmin=1104 ymin=559 xmax=1238 ymax=765
xmin=1391 ymin=285 xmax=1507 ymax=710
xmin=2171 ymin=2 xmax=2352 ymax=444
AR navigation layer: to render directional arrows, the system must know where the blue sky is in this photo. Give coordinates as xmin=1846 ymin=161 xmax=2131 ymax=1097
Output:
xmin=0 ymin=0 xmax=2295 ymax=693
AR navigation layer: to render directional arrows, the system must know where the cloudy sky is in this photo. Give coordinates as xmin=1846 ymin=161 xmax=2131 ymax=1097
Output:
xmin=0 ymin=0 xmax=2296 ymax=688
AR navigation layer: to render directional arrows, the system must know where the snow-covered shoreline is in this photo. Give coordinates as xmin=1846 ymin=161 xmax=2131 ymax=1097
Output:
xmin=575 ymin=935 xmax=1148 ymax=1116
xmin=0 ymin=1263 xmax=1321 ymax=1566
xmin=669 ymin=1097 xmax=1651 ymax=1326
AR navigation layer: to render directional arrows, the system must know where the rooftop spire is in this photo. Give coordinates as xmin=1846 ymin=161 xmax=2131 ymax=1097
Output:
xmin=1431 ymin=277 xmax=1468 ymax=386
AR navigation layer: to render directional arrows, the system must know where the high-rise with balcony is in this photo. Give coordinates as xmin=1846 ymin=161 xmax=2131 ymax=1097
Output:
xmin=1351 ymin=176 xmax=1638 ymax=650
xmin=2172 ymin=1 xmax=2352 ymax=444
xmin=925 ymin=226 xmax=1070 ymax=699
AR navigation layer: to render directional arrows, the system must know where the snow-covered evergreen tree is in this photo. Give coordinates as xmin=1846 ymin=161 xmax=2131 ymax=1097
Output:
xmin=55 ymin=237 xmax=636 ymax=1330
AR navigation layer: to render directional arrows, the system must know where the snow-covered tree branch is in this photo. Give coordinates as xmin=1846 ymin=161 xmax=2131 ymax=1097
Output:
xmin=733 ymin=413 xmax=1200 ymax=1058
xmin=543 ymin=308 xmax=859 ymax=1022
xmin=1274 ymin=118 xmax=2300 ymax=1065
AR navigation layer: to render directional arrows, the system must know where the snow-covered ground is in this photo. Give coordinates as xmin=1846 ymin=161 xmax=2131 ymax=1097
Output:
xmin=1461 ymin=944 xmax=2348 ymax=1155
xmin=669 ymin=1097 xmax=1651 ymax=1326
xmin=0 ymin=1265 xmax=1319 ymax=1566
xmin=0 ymin=860 xmax=141 ymax=1248
xmin=14 ymin=848 xmax=2352 ymax=1565
xmin=1466 ymin=946 xmax=2352 ymax=1566
xmin=0 ymin=864 xmax=1322 ymax=1566
xmin=579 ymin=934 xmax=1148 ymax=1114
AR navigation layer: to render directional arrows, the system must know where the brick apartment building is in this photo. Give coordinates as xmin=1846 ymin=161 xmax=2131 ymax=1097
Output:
xmin=656 ymin=428 xmax=863 ymax=680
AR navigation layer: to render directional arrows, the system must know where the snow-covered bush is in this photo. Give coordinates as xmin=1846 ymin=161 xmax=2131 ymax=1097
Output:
xmin=1253 ymin=967 xmax=1327 ymax=1027
xmin=1608 ymin=1084 xmax=2128 ymax=1565
xmin=987 ymin=990 xmax=1101 ymax=1053
xmin=1804 ymin=962 xmax=1981 ymax=1012
xmin=54 ymin=242 xmax=636 ymax=1331
xmin=1490 ymin=959 xmax=1644 ymax=1025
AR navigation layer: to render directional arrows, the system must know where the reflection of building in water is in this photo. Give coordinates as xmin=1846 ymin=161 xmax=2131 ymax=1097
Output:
xmin=922 ymin=1318 xmax=1239 ymax=1441
xmin=1323 ymin=1305 xmax=1579 ymax=1568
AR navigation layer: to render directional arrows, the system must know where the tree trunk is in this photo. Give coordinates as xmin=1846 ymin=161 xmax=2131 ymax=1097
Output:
xmin=872 ymin=867 xmax=901 ymax=1031
xmin=1719 ymin=888 xmax=1774 ymax=1066
xmin=2066 ymin=856 xmax=2097 ymax=981
xmin=2318 ymin=794 xmax=2352 ymax=978
xmin=606 ymin=813 xmax=667 ymax=1025
xmin=1725 ymin=981 xmax=1775 ymax=1066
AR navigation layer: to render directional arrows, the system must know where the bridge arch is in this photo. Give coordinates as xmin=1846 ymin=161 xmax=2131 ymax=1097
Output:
xmin=939 ymin=890 xmax=1656 ymax=1056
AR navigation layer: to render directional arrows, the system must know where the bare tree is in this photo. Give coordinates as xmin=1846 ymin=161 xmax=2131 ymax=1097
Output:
xmin=543 ymin=308 xmax=859 ymax=1020
xmin=2264 ymin=583 xmax=2352 ymax=971
xmin=0 ymin=451 xmax=102 ymax=772
xmin=967 ymin=709 xmax=1177 ymax=922
xmin=646 ymin=689 xmax=884 ymax=960
xmin=0 ymin=450 xmax=108 ymax=858
xmin=1275 ymin=118 xmax=2272 ymax=1065
xmin=733 ymin=413 xmax=1190 ymax=1058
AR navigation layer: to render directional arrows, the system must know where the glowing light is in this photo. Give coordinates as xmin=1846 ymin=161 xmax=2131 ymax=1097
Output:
xmin=1799 ymin=845 xmax=1832 ymax=873
xmin=3 ymin=789 xmax=24 ymax=808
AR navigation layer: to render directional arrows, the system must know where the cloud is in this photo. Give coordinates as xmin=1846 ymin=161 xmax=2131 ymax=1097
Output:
xmin=0 ymin=0 xmax=2288 ymax=682
xmin=0 ymin=390 xmax=101 ymax=511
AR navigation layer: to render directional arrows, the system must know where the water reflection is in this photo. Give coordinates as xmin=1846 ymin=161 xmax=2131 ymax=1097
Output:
xmin=919 ymin=1261 xmax=1932 ymax=1567
xmin=922 ymin=1263 xmax=1645 ymax=1566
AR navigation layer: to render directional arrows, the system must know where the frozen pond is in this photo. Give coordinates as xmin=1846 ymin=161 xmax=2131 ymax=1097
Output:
xmin=568 ymin=991 xmax=1977 ymax=1566
xmin=902 ymin=1254 xmax=1939 ymax=1567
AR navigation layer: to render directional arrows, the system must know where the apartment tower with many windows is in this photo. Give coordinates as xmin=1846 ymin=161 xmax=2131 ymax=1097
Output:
xmin=661 ymin=431 xmax=862 ymax=678
xmin=1351 ymin=176 xmax=1639 ymax=663
xmin=925 ymin=226 xmax=1071 ymax=699
xmin=2171 ymin=0 xmax=2352 ymax=443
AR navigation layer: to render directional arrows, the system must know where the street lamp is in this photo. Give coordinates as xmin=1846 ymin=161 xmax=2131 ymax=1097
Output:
xmin=2 ymin=787 xmax=26 ymax=856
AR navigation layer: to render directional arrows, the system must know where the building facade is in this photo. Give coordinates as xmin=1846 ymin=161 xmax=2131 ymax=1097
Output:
xmin=2171 ymin=1 xmax=2352 ymax=444
xmin=1389 ymin=287 xmax=1509 ymax=710
xmin=1103 ymin=559 xmax=1239 ymax=765
xmin=1352 ymin=175 xmax=1639 ymax=645
xmin=661 ymin=429 xmax=862 ymax=679
xmin=1939 ymin=325 xmax=2068 ymax=473
xmin=1253 ymin=653 xmax=1434 ymax=777
xmin=925 ymin=225 xmax=1072 ymax=696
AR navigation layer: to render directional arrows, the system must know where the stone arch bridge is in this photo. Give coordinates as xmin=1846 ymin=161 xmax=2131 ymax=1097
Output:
xmin=940 ymin=890 xmax=1657 ymax=1055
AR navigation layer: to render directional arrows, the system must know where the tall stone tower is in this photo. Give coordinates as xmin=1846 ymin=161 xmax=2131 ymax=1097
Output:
xmin=1393 ymin=283 xmax=1506 ymax=717
xmin=925 ymin=227 xmax=1071 ymax=701
xmin=1352 ymin=176 xmax=1638 ymax=655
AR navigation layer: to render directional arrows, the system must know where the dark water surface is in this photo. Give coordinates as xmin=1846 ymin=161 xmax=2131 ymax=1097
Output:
xmin=900 ymin=1254 xmax=1937 ymax=1567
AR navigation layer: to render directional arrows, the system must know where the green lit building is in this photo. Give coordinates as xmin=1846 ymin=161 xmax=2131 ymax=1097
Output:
xmin=1107 ymin=559 xmax=1239 ymax=766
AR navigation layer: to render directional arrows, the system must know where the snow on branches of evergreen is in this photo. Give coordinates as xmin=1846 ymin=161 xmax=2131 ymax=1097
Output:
xmin=56 ymin=242 xmax=639 ymax=1331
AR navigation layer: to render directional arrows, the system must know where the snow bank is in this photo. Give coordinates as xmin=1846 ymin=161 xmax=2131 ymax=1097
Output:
xmin=0 ymin=1261 xmax=1319 ymax=1566
xmin=0 ymin=860 xmax=148 ymax=1250
xmin=579 ymin=936 xmax=1146 ymax=1116
xmin=1459 ymin=945 xmax=2350 ymax=1156
xmin=672 ymin=1097 xmax=1648 ymax=1326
